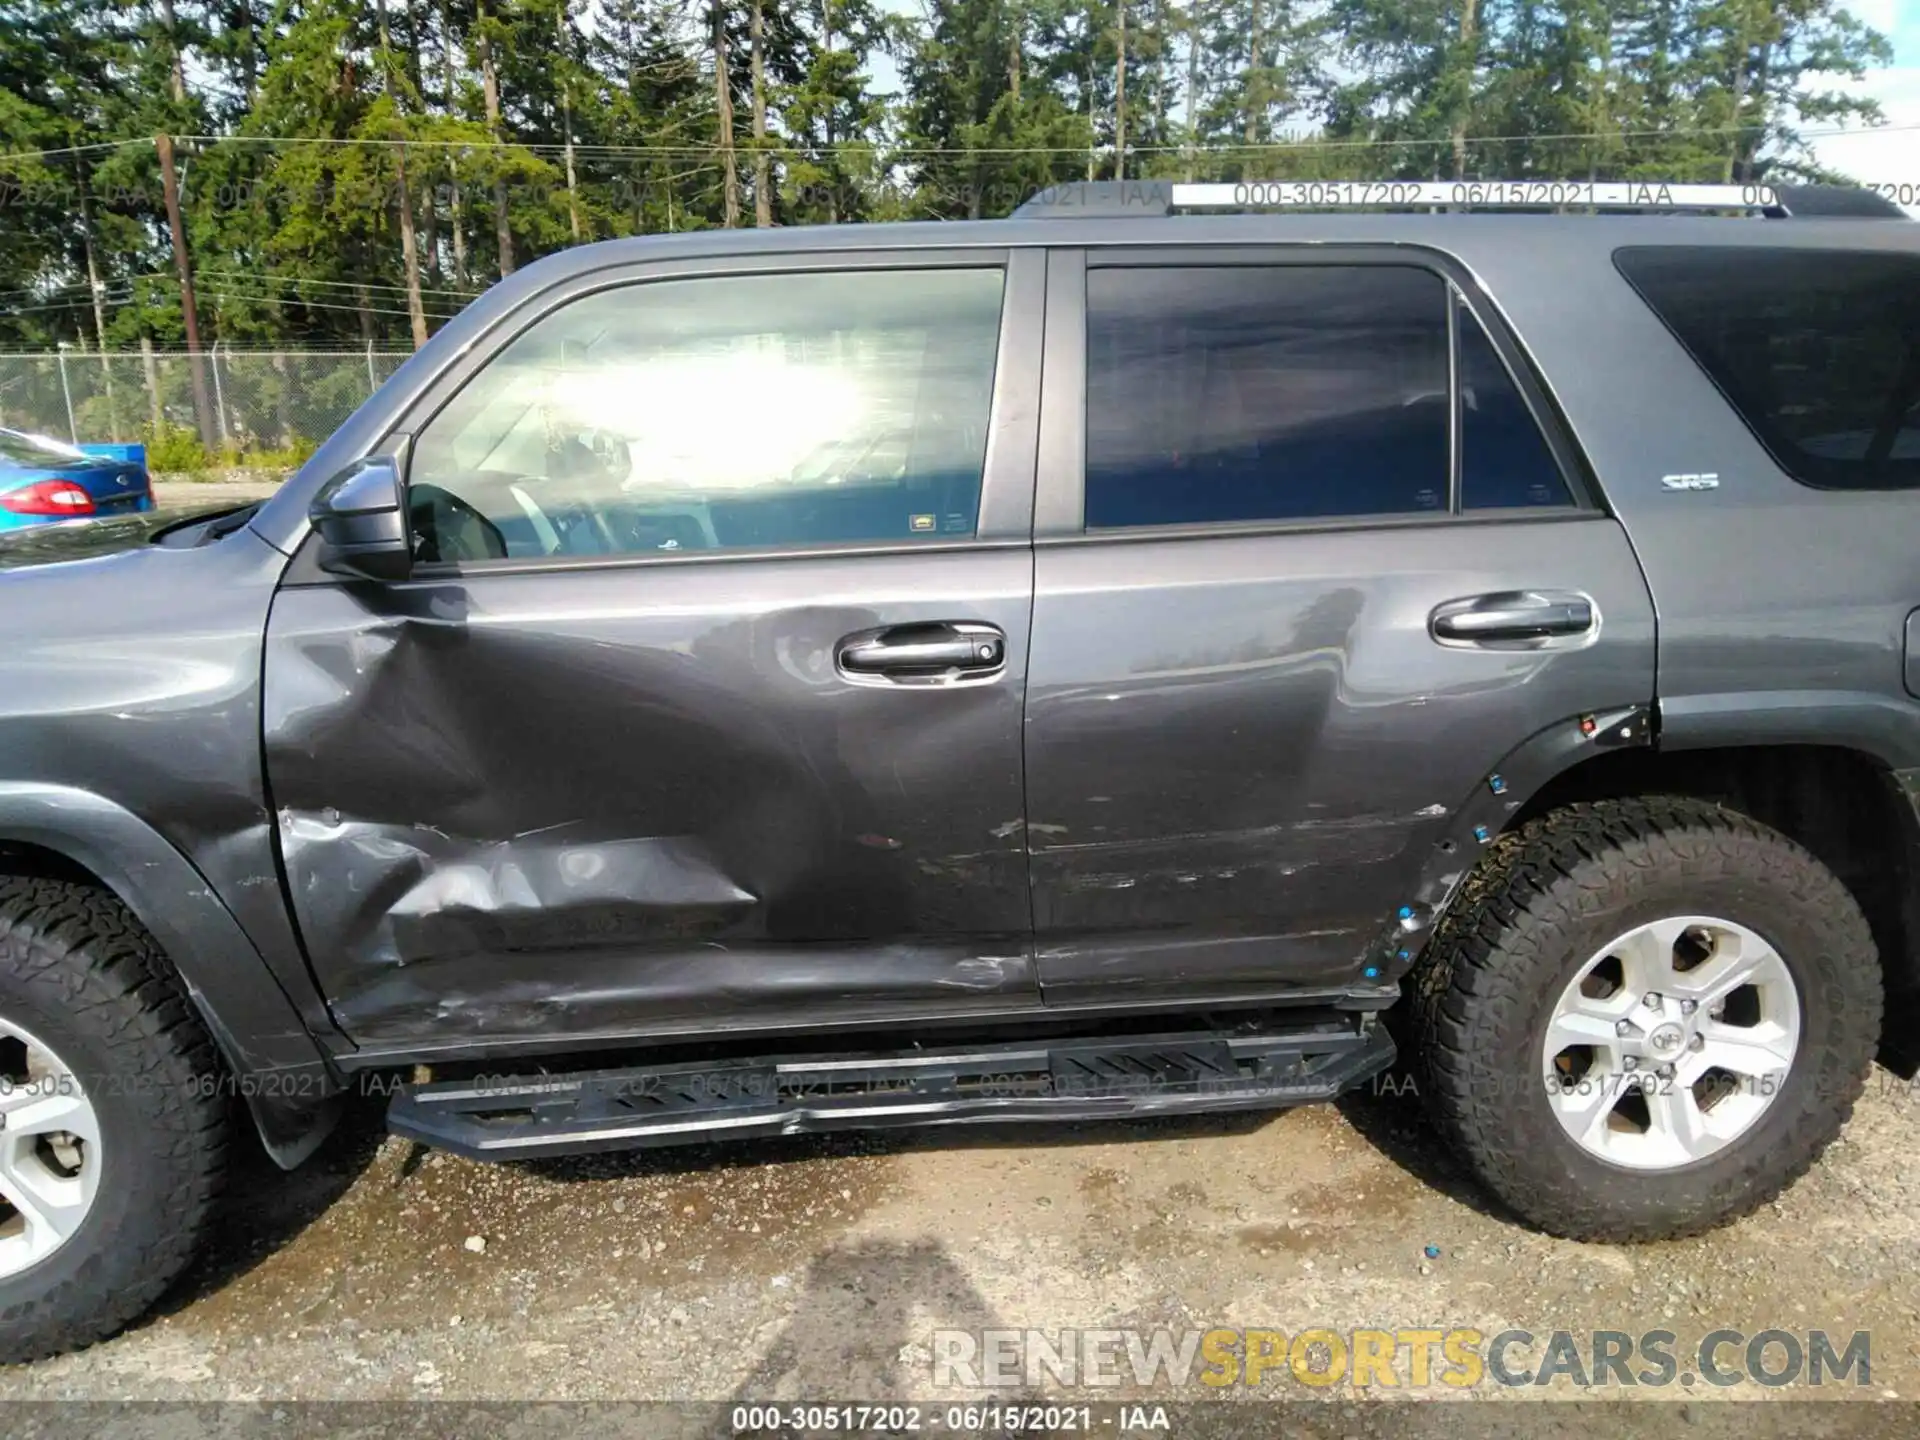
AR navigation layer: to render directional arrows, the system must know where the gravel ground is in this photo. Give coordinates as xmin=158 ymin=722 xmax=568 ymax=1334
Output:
xmin=2 ymin=1055 xmax=1915 ymax=1430
xmin=150 ymin=478 xmax=285 ymax=510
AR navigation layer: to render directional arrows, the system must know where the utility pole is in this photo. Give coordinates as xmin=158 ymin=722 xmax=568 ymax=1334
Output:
xmin=156 ymin=133 xmax=216 ymax=452
xmin=1115 ymin=0 xmax=1128 ymax=181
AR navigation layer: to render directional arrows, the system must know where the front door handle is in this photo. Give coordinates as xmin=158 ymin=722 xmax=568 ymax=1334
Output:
xmin=837 ymin=622 xmax=1006 ymax=681
xmin=1431 ymin=591 xmax=1595 ymax=645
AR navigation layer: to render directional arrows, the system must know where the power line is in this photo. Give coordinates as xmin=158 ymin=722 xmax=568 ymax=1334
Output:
xmin=0 ymin=268 xmax=477 ymax=316
xmin=201 ymin=290 xmax=463 ymax=322
xmin=165 ymin=119 xmax=1920 ymax=159
xmin=193 ymin=268 xmax=483 ymax=299
xmin=0 ymin=291 xmax=138 ymax=319
xmin=0 ymin=138 xmax=154 ymax=167
xmin=3 ymin=119 xmax=1908 ymax=171
xmin=0 ymin=270 xmax=183 ymax=305
xmin=0 ymin=347 xmax=415 ymax=357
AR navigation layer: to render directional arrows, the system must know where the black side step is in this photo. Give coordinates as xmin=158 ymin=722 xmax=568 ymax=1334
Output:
xmin=387 ymin=1017 xmax=1396 ymax=1161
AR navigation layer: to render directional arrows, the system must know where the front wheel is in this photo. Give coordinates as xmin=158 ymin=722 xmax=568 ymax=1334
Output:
xmin=0 ymin=878 xmax=229 ymax=1361
xmin=1413 ymin=797 xmax=1881 ymax=1241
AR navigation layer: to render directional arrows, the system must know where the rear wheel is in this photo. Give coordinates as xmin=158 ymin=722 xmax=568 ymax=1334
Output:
xmin=0 ymin=877 xmax=228 ymax=1361
xmin=1414 ymin=797 xmax=1881 ymax=1240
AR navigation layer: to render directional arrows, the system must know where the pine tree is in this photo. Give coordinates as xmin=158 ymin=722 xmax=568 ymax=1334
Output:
xmin=902 ymin=0 xmax=1089 ymax=218
xmin=0 ymin=0 xmax=1903 ymax=353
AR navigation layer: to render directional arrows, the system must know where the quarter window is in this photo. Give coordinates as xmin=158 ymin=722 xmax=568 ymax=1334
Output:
xmin=1458 ymin=295 xmax=1575 ymax=509
xmin=1615 ymin=246 xmax=1920 ymax=491
xmin=408 ymin=268 xmax=1005 ymax=562
xmin=1084 ymin=265 xmax=1451 ymax=528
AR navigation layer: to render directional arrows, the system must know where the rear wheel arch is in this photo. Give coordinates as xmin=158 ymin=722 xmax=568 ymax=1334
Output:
xmin=1500 ymin=740 xmax=1920 ymax=1077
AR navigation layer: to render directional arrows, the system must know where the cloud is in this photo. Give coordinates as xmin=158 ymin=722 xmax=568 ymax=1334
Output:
xmin=1803 ymin=66 xmax=1920 ymax=213
xmin=1843 ymin=0 xmax=1901 ymax=36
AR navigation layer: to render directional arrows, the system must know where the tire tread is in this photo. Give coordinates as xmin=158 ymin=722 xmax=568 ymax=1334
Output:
xmin=0 ymin=876 xmax=229 ymax=1362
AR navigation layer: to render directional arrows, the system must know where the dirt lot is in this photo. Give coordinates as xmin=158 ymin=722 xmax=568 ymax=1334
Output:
xmin=1 ymin=1055 xmax=1916 ymax=1431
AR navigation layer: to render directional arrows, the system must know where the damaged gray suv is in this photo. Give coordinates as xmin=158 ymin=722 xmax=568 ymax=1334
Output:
xmin=2 ymin=179 xmax=1917 ymax=1360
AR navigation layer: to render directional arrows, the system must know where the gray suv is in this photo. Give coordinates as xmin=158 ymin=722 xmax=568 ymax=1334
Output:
xmin=1 ymin=181 xmax=1915 ymax=1360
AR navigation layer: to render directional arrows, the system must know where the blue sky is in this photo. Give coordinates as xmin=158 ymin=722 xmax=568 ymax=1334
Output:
xmin=1807 ymin=1 xmax=1920 ymax=189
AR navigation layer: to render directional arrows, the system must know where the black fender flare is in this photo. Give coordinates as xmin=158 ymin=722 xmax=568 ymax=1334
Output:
xmin=0 ymin=781 xmax=344 ymax=1168
xmin=1361 ymin=703 xmax=1655 ymax=988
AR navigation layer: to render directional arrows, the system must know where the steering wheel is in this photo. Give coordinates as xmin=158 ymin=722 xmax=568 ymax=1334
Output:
xmin=410 ymin=483 xmax=508 ymax=563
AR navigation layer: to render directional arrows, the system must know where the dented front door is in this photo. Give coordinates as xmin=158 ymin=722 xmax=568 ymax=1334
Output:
xmin=262 ymin=252 xmax=1044 ymax=1054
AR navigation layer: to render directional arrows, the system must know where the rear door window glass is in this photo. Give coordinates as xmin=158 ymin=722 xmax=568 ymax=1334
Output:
xmin=1084 ymin=265 xmax=1450 ymax=528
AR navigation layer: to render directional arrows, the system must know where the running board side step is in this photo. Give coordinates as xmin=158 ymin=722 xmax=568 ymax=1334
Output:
xmin=386 ymin=1018 xmax=1396 ymax=1161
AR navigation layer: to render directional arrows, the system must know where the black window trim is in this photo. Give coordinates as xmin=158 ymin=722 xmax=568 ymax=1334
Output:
xmin=289 ymin=247 xmax=1042 ymax=584
xmin=1445 ymin=286 xmax=1464 ymax=514
xmin=1612 ymin=243 xmax=1920 ymax=494
xmin=1035 ymin=242 xmax=1602 ymax=543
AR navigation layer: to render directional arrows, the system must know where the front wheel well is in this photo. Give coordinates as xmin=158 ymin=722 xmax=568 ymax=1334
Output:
xmin=0 ymin=836 xmax=249 ymax=1094
xmin=0 ymin=840 xmax=113 ymax=890
xmin=1512 ymin=743 xmax=1920 ymax=1075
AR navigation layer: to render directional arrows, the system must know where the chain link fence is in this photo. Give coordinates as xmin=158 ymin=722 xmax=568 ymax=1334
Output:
xmin=0 ymin=348 xmax=412 ymax=463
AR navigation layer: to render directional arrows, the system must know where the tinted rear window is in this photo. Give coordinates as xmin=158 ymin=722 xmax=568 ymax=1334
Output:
xmin=1615 ymin=247 xmax=1920 ymax=490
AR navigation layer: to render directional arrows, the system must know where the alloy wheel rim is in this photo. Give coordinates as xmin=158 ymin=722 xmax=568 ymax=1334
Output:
xmin=1540 ymin=916 xmax=1801 ymax=1171
xmin=0 ymin=1017 xmax=101 ymax=1278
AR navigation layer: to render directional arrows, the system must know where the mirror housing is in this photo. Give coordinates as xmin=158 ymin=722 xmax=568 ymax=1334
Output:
xmin=311 ymin=452 xmax=411 ymax=582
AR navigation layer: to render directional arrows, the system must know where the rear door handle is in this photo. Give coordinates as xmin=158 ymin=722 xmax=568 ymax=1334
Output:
xmin=1431 ymin=591 xmax=1595 ymax=645
xmin=837 ymin=622 xmax=1007 ymax=682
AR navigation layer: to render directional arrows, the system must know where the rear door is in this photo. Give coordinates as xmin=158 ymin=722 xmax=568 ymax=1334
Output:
xmin=263 ymin=250 xmax=1045 ymax=1055
xmin=1025 ymin=245 xmax=1657 ymax=1001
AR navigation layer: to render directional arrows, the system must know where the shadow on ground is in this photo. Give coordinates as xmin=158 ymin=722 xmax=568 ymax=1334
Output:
xmin=1331 ymin=1055 xmax=1506 ymax=1223
xmin=149 ymin=1093 xmax=390 ymax=1322
xmin=726 ymin=1236 xmax=1036 ymax=1403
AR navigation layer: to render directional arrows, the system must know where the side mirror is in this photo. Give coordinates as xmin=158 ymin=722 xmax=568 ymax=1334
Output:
xmin=311 ymin=453 xmax=411 ymax=582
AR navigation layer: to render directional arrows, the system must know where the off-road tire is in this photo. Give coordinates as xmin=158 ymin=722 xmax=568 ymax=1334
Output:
xmin=1413 ymin=797 xmax=1881 ymax=1241
xmin=0 ymin=877 xmax=229 ymax=1362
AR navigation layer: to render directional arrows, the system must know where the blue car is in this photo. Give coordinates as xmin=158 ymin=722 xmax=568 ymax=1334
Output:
xmin=0 ymin=427 xmax=154 ymax=530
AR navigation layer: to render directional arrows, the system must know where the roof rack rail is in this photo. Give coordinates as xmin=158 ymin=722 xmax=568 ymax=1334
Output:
xmin=1011 ymin=179 xmax=1911 ymax=220
xmin=1767 ymin=183 xmax=1911 ymax=218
